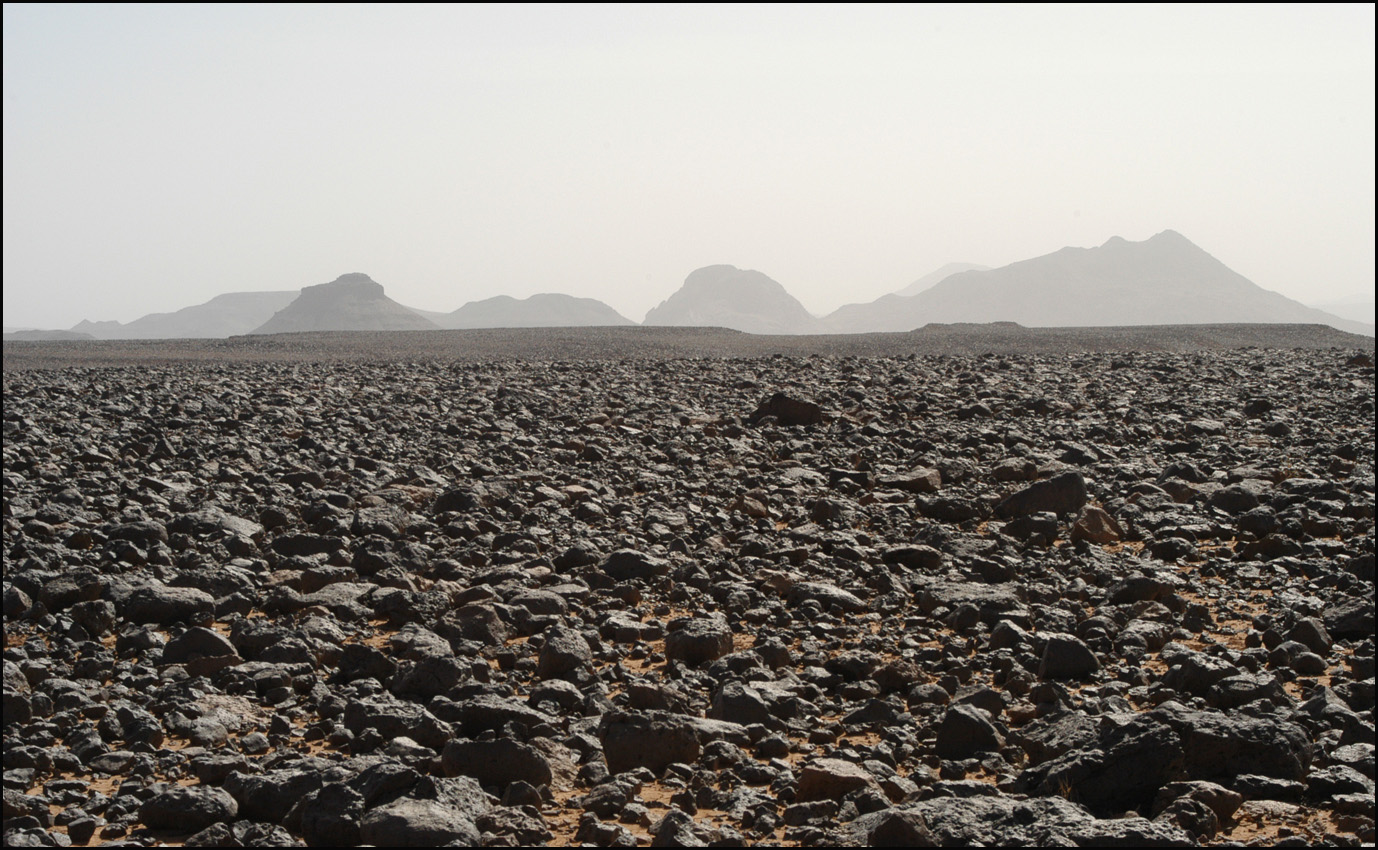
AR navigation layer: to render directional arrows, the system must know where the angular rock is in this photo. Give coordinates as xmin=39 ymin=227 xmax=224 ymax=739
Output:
xmin=536 ymin=625 xmax=593 ymax=678
xmin=796 ymin=758 xmax=884 ymax=802
xmin=935 ymin=703 xmax=1005 ymax=760
xmin=996 ymin=472 xmax=1088 ymax=518
xmin=359 ymin=799 xmax=481 ymax=847
xmin=599 ymin=711 xmax=702 ymax=775
xmin=748 ymin=393 xmax=823 ymax=426
xmin=664 ymin=618 xmax=733 ymax=666
xmin=139 ymin=785 xmax=238 ymax=832
xmin=442 ymin=739 xmax=553 ymax=787
xmin=1038 ymin=633 xmax=1100 ymax=680
xmin=122 ymin=582 xmax=215 ymax=625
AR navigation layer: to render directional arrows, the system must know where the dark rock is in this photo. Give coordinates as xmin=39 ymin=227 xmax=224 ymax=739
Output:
xmin=297 ymin=782 xmax=364 ymax=846
xmin=536 ymin=625 xmax=593 ymax=678
xmin=934 ymin=704 xmax=1005 ymax=760
xmin=895 ymin=795 xmax=1188 ymax=846
xmin=1162 ymin=651 xmax=1239 ymax=696
xmin=787 ymin=581 xmax=867 ymax=613
xmin=122 ymin=582 xmax=214 ymax=625
xmin=109 ymin=520 xmax=168 ymax=547
xmin=599 ymin=549 xmax=672 ymax=581
xmin=796 ymin=758 xmax=884 ymax=802
xmin=878 ymin=468 xmax=942 ymax=493
xmin=224 ymin=762 xmax=329 ymax=823
xmin=359 ymin=798 xmax=481 ymax=847
xmin=1038 ymin=633 xmax=1100 ymax=680
xmin=709 ymin=681 xmax=775 ymax=728
xmin=476 ymin=806 xmax=553 ymax=845
xmin=439 ymin=694 xmax=557 ymax=737
xmin=343 ymin=695 xmax=450 ymax=749
xmin=882 ymin=545 xmax=944 ymax=571
xmin=139 ymin=785 xmax=238 ymax=832
xmin=1323 ymin=595 xmax=1375 ymax=639
xmin=160 ymin=626 xmax=238 ymax=665
xmin=1209 ymin=483 xmax=1264 ymax=515
xmin=748 ymin=393 xmax=823 ymax=427
xmin=599 ymin=711 xmax=702 ymax=775
xmin=437 ymin=603 xmax=510 ymax=646
xmin=1152 ymin=780 xmax=1244 ymax=823
xmin=1011 ymin=710 xmax=1099 ymax=766
xmin=664 ymin=618 xmax=733 ymax=666
xmin=996 ymin=472 xmax=1088 ymax=518
xmin=441 ymin=738 xmax=554 ymax=787
xmin=1071 ymin=506 xmax=1123 ymax=543
xmin=842 ymin=808 xmax=939 ymax=846
xmin=1020 ymin=705 xmax=1311 ymax=815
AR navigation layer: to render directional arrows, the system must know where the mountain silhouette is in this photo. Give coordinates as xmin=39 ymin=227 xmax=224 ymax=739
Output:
xmin=2 ymin=329 xmax=94 ymax=341
xmin=894 ymin=262 xmax=991 ymax=297
xmin=643 ymin=265 xmax=820 ymax=334
xmin=823 ymin=231 xmax=1372 ymax=335
xmin=69 ymin=291 xmax=297 ymax=339
xmin=249 ymin=274 xmax=439 ymax=334
xmin=438 ymin=293 xmax=634 ymax=329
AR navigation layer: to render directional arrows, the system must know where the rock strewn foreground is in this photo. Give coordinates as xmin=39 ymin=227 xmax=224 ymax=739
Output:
xmin=2 ymin=345 xmax=1375 ymax=847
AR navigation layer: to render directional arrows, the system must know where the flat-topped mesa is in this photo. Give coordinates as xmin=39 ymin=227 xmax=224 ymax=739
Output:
xmin=249 ymin=273 xmax=439 ymax=334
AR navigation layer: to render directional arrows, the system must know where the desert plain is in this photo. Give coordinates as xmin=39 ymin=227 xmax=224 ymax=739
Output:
xmin=2 ymin=324 xmax=1375 ymax=847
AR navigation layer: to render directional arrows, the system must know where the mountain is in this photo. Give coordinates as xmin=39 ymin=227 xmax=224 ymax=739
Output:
xmin=822 ymin=262 xmax=992 ymax=333
xmin=2 ymin=329 xmax=94 ymax=341
xmin=249 ymin=274 xmax=440 ymax=335
xmin=643 ymin=265 xmax=821 ymax=335
xmin=893 ymin=262 xmax=991 ymax=297
xmin=1307 ymin=295 xmax=1375 ymax=327
xmin=821 ymin=231 xmax=1373 ymax=336
xmin=821 ymin=293 xmax=930 ymax=334
xmin=439 ymin=293 xmax=634 ymax=329
xmin=70 ymin=291 xmax=298 ymax=339
xmin=66 ymin=320 xmax=127 ymax=338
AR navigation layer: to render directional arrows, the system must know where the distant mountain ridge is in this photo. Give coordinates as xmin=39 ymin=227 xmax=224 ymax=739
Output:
xmin=439 ymin=293 xmax=634 ymax=329
xmin=893 ymin=262 xmax=990 ymax=297
xmin=1307 ymin=296 xmax=1375 ymax=326
xmin=9 ymin=231 xmax=1369 ymax=339
xmin=643 ymin=265 xmax=821 ymax=335
xmin=820 ymin=231 xmax=1373 ymax=336
xmin=249 ymin=273 xmax=439 ymax=334
xmin=69 ymin=291 xmax=297 ymax=339
xmin=2 ymin=329 xmax=94 ymax=341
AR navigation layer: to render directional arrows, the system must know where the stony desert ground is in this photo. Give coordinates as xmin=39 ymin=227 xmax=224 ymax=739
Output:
xmin=3 ymin=325 xmax=1375 ymax=847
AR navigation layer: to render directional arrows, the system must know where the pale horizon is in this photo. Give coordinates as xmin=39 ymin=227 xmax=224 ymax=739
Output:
xmin=5 ymin=4 xmax=1374 ymax=330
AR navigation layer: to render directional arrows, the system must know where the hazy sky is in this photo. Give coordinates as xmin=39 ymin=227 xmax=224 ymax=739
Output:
xmin=4 ymin=4 xmax=1374 ymax=329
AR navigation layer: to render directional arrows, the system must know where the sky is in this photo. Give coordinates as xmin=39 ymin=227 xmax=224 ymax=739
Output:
xmin=4 ymin=3 xmax=1375 ymax=329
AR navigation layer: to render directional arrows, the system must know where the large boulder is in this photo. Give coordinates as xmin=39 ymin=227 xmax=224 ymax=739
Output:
xmin=996 ymin=472 xmax=1088 ymax=518
xmin=139 ymin=785 xmax=237 ymax=832
xmin=599 ymin=711 xmax=702 ymax=775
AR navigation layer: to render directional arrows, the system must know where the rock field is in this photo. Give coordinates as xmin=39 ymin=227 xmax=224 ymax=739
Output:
xmin=2 ymin=330 xmax=1375 ymax=847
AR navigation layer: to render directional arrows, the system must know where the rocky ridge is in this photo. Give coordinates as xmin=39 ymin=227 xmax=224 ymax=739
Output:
xmin=2 ymin=341 xmax=1374 ymax=847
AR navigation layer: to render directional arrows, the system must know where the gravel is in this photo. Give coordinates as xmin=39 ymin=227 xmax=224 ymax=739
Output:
xmin=2 ymin=325 xmax=1373 ymax=847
